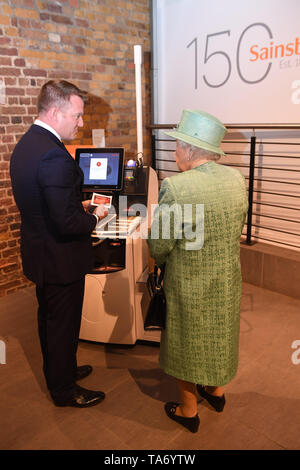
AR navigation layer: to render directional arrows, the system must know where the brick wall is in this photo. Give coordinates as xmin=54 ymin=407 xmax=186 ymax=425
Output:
xmin=0 ymin=0 xmax=151 ymax=296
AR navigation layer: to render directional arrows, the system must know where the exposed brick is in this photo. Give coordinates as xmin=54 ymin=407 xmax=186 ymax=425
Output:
xmin=14 ymin=59 xmax=26 ymax=67
xmin=6 ymin=124 xmax=26 ymax=133
xmin=0 ymin=15 xmax=10 ymax=26
xmin=23 ymin=68 xmax=47 ymax=77
xmin=8 ymin=97 xmax=18 ymax=105
xmin=4 ymin=77 xmax=17 ymax=85
xmin=30 ymin=20 xmax=43 ymax=30
xmin=2 ymin=263 xmax=19 ymax=273
xmin=0 ymin=47 xmax=18 ymax=56
xmin=2 ymin=135 xmax=14 ymax=143
xmin=47 ymin=70 xmax=71 ymax=80
xmin=19 ymin=19 xmax=31 ymax=28
xmin=0 ymin=280 xmax=22 ymax=290
xmin=2 ymin=107 xmax=26 ymax=115
xmin=24 ymin=0 xmax=35 ymax=8
xmin=0 ymin=57 xmax=12 ymax=65
xmin=48 ymin=32 xmax=61 ymax=43
xmin=26 ymin=88 xmax=39 ymax=96
xmin=39 ymin=13 xmax=50 ymax=21
xmin=74 ymin=46 xmax=85 ymax=55
xmin=71 ymin=72 xmax=92 ymax=81
xmin=9 ymin=223 xmax=20 ymax=231
xmin=50 ymin=14 xmax=73 ymax=25
xmin=11 ymin=117 xmax=22 ymax=124
xmin=18 ymin=78 xmax=29 ymax=86
xmin=23 ymin=116 xmax=34 ymax=125
xmin=14 ymin=8 xmax=39 ymax=20
xmin=76 ymin=19 xmax=89 ymax=28
xmin=46 ymin=2 xmax=63 ymax=13
xmin=0 ymin=67 xmax=21 ymax=76
xmin=0 ymin=37 xmax=11 ymax=45
xmin=27 ymin=106 xmax=37 ymax=114
xmin=5 ymin=87 xmax=25 ymax=96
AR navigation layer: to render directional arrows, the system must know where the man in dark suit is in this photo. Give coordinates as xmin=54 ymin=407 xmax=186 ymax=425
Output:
xmin=10 ymin=80 xmax=107 ymax=407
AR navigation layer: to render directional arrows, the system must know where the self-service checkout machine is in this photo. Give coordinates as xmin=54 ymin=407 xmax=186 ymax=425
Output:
xmin=75 ymin=147 xmax=160 ymax=345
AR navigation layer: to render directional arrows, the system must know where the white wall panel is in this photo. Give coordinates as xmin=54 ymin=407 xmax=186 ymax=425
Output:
xmin=152 ymin=0 xmax=300 ymax=124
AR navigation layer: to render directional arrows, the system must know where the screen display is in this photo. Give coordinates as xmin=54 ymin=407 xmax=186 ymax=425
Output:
xmin=75 ymin=148 xmax=124 ymax=191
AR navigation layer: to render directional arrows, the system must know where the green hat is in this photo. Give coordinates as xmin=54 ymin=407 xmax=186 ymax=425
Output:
xmin=165 ymin=109 xmax=227 ymax=156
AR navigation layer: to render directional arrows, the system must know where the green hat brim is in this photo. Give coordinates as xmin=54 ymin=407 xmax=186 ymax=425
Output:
xmin=165 ymin=130 xmax=226 ymax=156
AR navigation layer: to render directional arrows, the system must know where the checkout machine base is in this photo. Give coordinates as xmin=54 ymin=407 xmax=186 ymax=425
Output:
xmin=79 ymin=166 xmax=161 ymax=345
xmin=80 ymin=236 xmax=160 ymax=345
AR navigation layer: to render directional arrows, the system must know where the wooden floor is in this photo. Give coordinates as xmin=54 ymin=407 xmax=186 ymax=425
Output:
xmin=0 ymin=282 xmax=300 ymax=451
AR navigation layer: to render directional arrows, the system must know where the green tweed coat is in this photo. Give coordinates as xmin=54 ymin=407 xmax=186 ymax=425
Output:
xmin=147 ymin=161 xmax=248 ymax=386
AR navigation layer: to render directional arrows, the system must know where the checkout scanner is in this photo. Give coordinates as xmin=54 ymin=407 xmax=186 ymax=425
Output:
xmin=75 ymin=147 xmax=160 ymax=344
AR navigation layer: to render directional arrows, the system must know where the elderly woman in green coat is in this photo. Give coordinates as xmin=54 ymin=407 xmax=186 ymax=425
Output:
xmin=147 ymin=110 xmax=248 ymax=433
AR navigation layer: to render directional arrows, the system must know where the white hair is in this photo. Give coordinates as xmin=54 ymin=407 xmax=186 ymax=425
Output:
xmin=177 ymin=140 xmax=221 ymax=162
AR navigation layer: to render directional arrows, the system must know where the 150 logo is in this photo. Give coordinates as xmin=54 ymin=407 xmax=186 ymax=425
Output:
xmin=186 ymin=22 xmax=299 ymax=89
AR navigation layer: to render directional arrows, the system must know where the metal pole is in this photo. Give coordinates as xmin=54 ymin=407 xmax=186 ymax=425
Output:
xmin=151 ymin=133 xmax=156 ymax=170
xmin=246 ymin=135 xmax=256 ymax=244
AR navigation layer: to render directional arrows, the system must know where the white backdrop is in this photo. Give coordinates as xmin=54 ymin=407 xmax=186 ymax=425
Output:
xmin=152 ymin=0 xmax=300 ymax=124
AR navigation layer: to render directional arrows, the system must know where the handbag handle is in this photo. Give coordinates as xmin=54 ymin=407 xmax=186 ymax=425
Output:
xmin=154 ymin=264 xmax=165 ymax=288
xmin=147 ymin=264 xmax=165 ymax=297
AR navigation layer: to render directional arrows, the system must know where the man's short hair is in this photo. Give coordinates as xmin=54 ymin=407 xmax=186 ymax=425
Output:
xmin=37 ymin=80 xmax=87 ymax=114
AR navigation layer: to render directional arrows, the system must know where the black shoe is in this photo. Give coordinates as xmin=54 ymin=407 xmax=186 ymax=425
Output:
xmin=197 ymin=385 xmax=225 ymax=412
xmin=53 ymin=385 xmax=105 ymax=408
xmin=76 ymin=365 xmax=93 ymax=381
xmin=164 ymin=402 xmax=200 ymax=433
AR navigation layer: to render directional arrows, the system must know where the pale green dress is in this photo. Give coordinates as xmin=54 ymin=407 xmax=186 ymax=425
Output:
xmin=147 ymin=161 xmax=248 ymax=386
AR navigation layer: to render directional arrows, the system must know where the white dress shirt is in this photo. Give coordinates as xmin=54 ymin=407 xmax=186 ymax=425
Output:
xmin=34 ymin=119 xmax=62 ymax=142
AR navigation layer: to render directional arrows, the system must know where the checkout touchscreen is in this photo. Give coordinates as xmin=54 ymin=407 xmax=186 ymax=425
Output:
xmin=75 ymin=147 xmax=124 ymax=191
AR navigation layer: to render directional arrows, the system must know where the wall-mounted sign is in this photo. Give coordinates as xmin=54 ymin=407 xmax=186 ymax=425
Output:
xmin=152 ymin=0 xmax=300 ymax=124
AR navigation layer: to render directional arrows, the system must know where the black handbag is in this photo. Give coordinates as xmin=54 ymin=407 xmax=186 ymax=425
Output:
xmin=144 ymin=264 xmax=166 ymax=331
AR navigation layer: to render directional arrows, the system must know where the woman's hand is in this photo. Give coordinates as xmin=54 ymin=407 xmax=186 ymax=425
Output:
xmin=82 ymin=199 xmax=92 ymax=212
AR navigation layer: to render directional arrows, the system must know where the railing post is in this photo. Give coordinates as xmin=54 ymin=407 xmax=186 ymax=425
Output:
xmin=246 ymin=135 xmax=256 ymax=244
xmin=151 ymin=132 xmax=156 ymax=170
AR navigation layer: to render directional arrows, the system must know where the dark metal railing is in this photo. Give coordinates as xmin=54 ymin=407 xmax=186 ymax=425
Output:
xmin=149 ymin=124 xmax=300 ymax=250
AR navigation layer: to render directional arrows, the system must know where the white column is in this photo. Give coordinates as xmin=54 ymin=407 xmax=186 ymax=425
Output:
xmin=134 ymin=45 xmax=143 ymax=162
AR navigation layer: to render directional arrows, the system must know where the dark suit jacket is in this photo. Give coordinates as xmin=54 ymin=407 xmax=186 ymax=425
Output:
xmin=10 ymin=124 xmax=97 ymax=286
